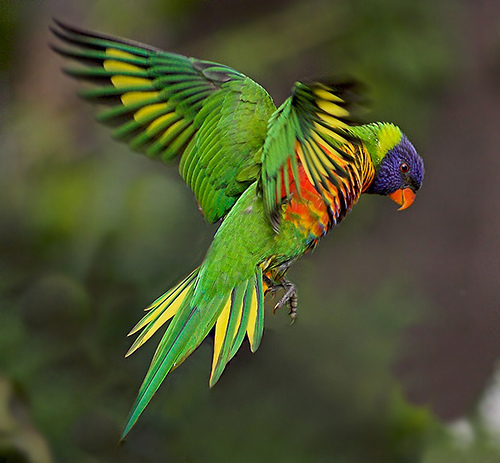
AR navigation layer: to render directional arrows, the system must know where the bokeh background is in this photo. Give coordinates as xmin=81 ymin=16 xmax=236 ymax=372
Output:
xmin=1 ymin=0 xmax=499 ymax=462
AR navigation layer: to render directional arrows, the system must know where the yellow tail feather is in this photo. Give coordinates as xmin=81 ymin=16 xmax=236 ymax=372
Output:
xmin=125 ymin=269 xmax=198 ymax=357
xmin=208 ymin=269 xmax=264 ymax=386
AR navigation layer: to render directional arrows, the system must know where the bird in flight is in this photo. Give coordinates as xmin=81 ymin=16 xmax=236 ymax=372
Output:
xmin=50 ymin=20 xmax=424 ymax=437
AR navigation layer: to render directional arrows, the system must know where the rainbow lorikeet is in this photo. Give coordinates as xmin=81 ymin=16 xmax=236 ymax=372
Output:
xmin=51 ymin=20 xmax=424 ymax=436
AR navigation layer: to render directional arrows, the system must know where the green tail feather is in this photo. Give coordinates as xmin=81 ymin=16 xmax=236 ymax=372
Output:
xmin=122 ymin=266 xmax=265 ymax=438
xmin=209 ymin=267 xmax=264 ymax=387
xmin=125 ymin=268 xmax=199 ymax=357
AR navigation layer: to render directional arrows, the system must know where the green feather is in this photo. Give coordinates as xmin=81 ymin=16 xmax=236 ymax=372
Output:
xmin=209 ymin=283 xmax=246 ymax=387
xmin=228 ymin=279 xmax=254 ymax=359
xmin=52 ymin=20 xmax=274 ymax=223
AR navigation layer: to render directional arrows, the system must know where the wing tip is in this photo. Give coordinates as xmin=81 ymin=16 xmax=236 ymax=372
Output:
xmin=50 ymin=17 xmax=164 ymax=54
xmin=291 ymin=78 xmax=368 ymax=124
xmin=52 ymin=17 xmax=73 ymax=32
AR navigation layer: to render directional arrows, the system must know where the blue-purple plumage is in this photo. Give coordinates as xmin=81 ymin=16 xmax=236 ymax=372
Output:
xmin=367 ymin=135 xmax=424 ymax=196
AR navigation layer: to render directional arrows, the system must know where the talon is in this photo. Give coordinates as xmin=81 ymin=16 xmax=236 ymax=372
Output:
xmin=270 ymin=280 xmax=298 ymax=320
xmin=272 ymin=303 xmax=280 ymax=315
xmin=264 ymin=275 xmax=299 ymax=320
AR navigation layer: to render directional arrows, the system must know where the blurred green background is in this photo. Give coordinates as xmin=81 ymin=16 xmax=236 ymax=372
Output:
xmin=1 ymin=0 xmax=499 ymax=462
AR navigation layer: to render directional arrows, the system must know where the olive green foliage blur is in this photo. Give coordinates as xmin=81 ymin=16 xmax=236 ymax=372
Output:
xmin=1 ymin=0 xmax=498 ymax=462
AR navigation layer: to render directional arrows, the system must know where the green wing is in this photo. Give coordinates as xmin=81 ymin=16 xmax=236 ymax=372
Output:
xmin=261 ymin=82 xmax=361 ymax=229
xmin=51 ymin=20 xmax=276 ymax=222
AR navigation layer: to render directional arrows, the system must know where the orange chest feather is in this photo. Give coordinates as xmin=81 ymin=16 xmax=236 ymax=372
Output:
xmin=276 ymin=143 xmax=374 ymax=242
xmin=280 ymin=165 xmax=334 ymax=239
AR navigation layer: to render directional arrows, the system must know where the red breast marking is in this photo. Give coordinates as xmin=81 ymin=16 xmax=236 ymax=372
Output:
xmin=277 ymin=142 xmax=373 ymax=242
xmin=280 ymin=163 xmax=334 ymax=240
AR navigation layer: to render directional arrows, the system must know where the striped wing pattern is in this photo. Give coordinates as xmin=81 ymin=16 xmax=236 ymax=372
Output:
xmin=261 ymin=82 xmax=362 ymax=230
xmin=51 ymin=20 xmax=274 ymax=223
xmin=281 ymin=142 xmax=374 ymax=249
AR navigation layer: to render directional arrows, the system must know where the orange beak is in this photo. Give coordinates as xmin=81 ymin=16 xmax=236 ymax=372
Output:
xmin=388 ymin=188 xmax=416 ymax=211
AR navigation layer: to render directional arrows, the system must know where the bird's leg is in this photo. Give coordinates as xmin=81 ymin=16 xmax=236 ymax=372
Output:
xmin=273 ymin=280 xmax=298 ymax=324
xmin=264 ymin=275 xmax=298 ymax=324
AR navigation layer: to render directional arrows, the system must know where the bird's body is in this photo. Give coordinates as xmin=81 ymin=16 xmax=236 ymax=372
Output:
xmin=50 ymin=21 xmax=424 ymax=436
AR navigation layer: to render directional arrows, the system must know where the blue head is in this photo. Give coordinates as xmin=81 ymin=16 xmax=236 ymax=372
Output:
xmin=367 ymin=133 xmax=424 ymax=210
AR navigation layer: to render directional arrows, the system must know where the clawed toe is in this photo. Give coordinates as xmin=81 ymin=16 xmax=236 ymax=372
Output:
xmin=267 ymin=279 xmax=298 ymax=322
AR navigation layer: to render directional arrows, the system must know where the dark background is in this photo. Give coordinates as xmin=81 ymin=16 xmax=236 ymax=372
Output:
xmin=1 ymin=0 xmax=499 ymax=461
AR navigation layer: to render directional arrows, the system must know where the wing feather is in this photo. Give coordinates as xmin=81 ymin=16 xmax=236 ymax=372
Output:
xmin=51 ymin=20 xmax=275 ymax=223
xmin=261 ymin=82 xmax=362 ymax=228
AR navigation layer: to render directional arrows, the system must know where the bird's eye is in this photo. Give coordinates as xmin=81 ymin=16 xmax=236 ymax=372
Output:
xmin=400 ymin=163 xmax=410 ymax=173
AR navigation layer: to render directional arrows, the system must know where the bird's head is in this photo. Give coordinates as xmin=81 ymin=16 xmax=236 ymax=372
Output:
xmin=368 ymin=133 xmax=424 ymax=210
xmin=352 ymin=123 xmax=424 ymax=210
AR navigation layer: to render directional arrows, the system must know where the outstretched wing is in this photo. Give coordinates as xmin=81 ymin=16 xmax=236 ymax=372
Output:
xmin=261 ymin=82 xmax=362 ymax=229
xmin=51 ymin=20 xmax=276 ymax=223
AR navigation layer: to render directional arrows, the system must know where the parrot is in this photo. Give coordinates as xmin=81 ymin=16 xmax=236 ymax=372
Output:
xmin=50 ymin=20 xmax=424 ymax=437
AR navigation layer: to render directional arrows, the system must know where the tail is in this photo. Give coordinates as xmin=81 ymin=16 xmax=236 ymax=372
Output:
xmin=122 ymin=266 xmax=265 ymax=438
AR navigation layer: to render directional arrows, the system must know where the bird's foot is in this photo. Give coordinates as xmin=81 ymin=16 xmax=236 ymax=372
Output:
xmin=267 ymin=279 xmax=298 ymax=324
